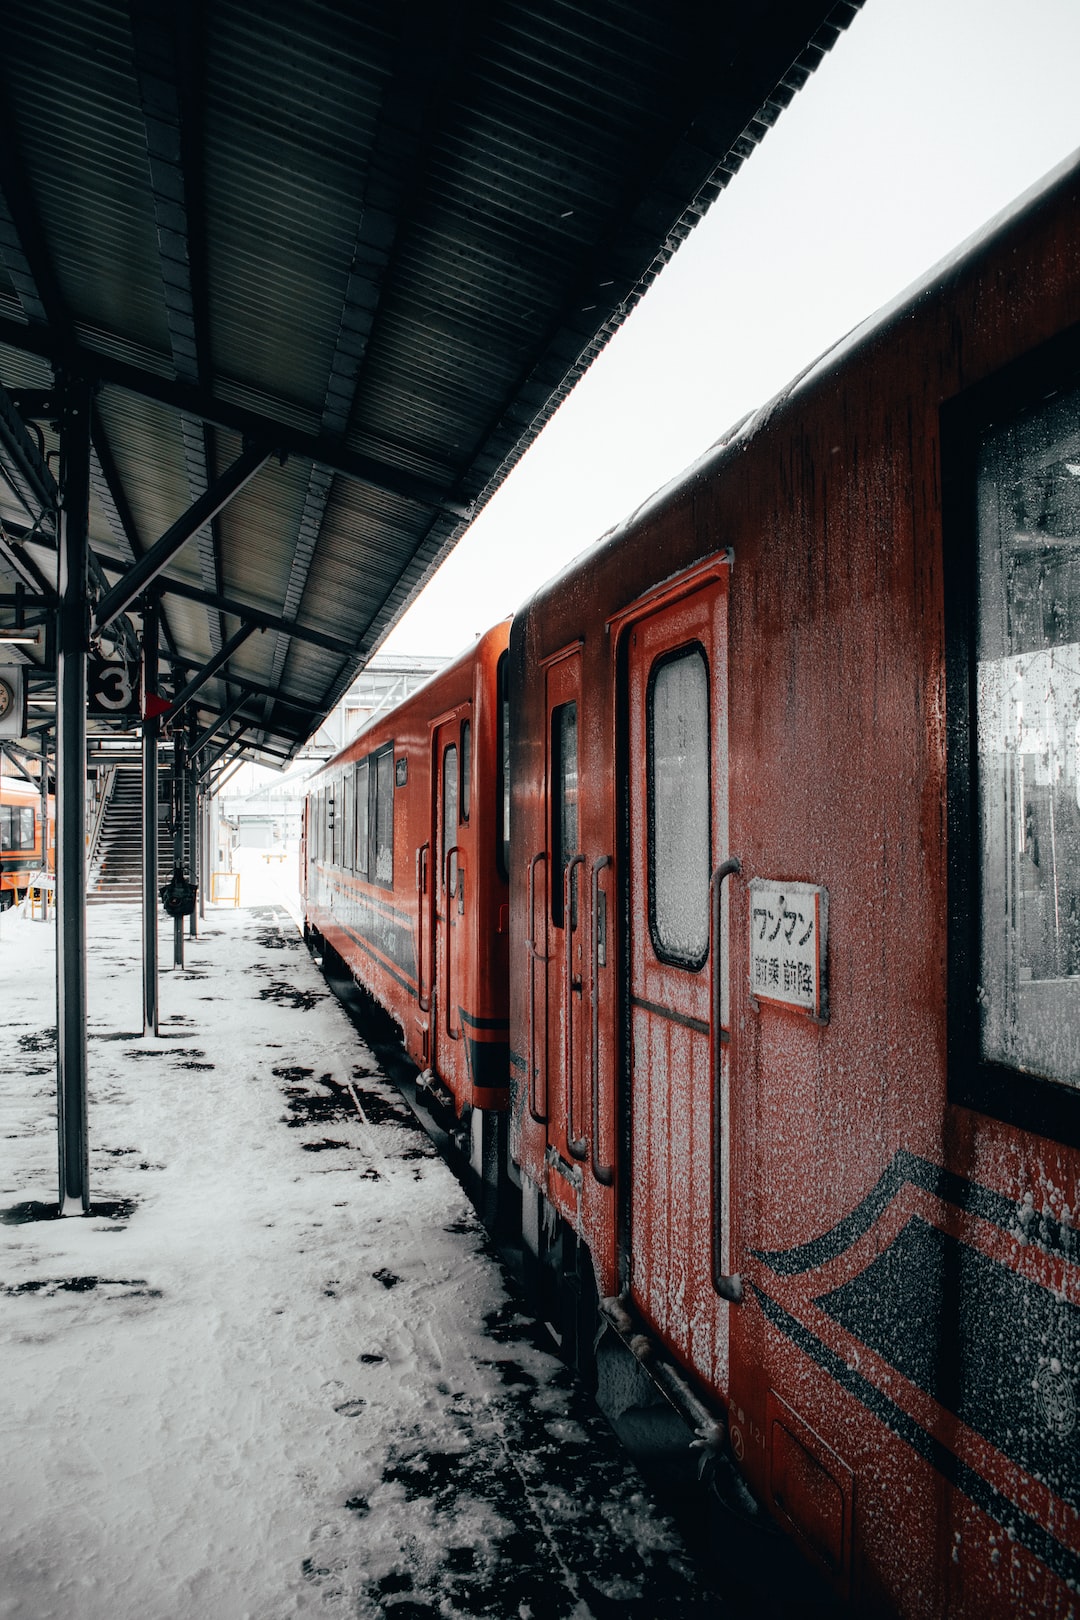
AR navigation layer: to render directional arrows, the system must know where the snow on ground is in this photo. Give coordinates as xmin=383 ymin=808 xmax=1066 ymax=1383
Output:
xmin=0 ymin=857 xmax=723 ymax=1620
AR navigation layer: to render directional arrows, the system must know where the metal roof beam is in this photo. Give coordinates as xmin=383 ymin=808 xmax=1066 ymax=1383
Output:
xmin=0 ymin=376 xmax=58 ymax=529
xmin=165 ymin=657 xmax=320 ymax=722
xmin=160 ymin=621 xmax=258 ymax=726
xmin=92 ymin=441 xmax=271 ymax=634
xmin=131 ymin=570 xmax=364 ymax=661
xmin=0 ymin=318 xmax=469 ymax=516
xmin=190 ymin=690 xmax=249 ymax=757
xmin=130 ymin=0 xmax=225 ymax=656
xmin=0 ymin=521 xmax=54 ymax=596
xmin=89 ymin=410 xmax=182 ymax=665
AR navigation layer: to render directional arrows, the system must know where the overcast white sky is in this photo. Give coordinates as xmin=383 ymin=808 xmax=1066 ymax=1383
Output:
xmin=380 ymin=0 xmax=1080 ymax=659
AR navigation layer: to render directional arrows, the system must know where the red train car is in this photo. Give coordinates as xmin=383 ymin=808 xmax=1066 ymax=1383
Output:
xmin=507 ymin=153 xmax=1080 ymax=1616
xmin=0 ymin=775 xmax=53 ymax=907
xmin=302 ymin=622 xmax=511 ymax=1206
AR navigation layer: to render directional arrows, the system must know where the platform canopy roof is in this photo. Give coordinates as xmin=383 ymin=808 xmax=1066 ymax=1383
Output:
xmin=0 ymin=0 xmax=859 ymax=770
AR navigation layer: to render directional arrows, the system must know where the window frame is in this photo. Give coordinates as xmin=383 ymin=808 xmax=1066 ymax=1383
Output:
xmin=443 ymin=741 xmax=459 ymax=897
xmin=354 ymin=758 xmax=370 ymax=877
xmin=943 ymin=321 xmax=1080 ymax=1150
xmin=645 ymin=640 xmax=712 ymax=973
xmin=460 ymin=718 xmax=471 ymax=824
xmin=550 ymin=699 xmax=579 ymax=930
xmin=373 ymin=741 xmax=395 ymax=889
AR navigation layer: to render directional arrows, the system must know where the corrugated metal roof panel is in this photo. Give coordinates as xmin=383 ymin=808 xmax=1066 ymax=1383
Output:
xmin=0 ymin=0 xmax=862 ymax=766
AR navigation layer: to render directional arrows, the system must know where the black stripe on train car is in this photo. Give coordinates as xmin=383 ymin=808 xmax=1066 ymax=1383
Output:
xmin=334 ymin=919 xmax=418 ymax=1000
xmin=751 ymin=1149 xmax=1077 ymax=1273
xmin=750 ymin=1283 xmax=1080 ymax=1591
xmin=813 ymin=1215 xmax=1080 ymax=1513
xmin=327 ymin=882 xmax=417 ymax=983
xmin=464 ymin=1032 xmax=511 ymax=1091
xmin=458 ymin=1009 xmax=510 ymax=1032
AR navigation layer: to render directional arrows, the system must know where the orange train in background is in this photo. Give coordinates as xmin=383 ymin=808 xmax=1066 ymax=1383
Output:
xmin=305 ymin=152 xmax=1080 ymax=1617
xmin=0 ymin=775 xmax=53 ymax=908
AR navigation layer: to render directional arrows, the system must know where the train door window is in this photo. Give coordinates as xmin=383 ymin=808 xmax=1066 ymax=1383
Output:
xmin=342 ymin=768 xmax=355 ymax=872
xmin=497 ymin=652 xmax=510 ymax=880
xmin=443 ymin=743 xmax=459 ymax=896
xmin=972 ymin=381 xmax=1080 ymax=1093
xmin=1 ymin=805 xmax=33 ymax=850
xmin=460 ymin=721 xmax=471 ymax=823
xmin=355 ymin=759 xmax=369 ymax=877
xmin=647 ymin=645 xmax=711 ymax=969
xmin=374 ymin=744 xmax=394 ymax=886
xmin=551 ymin=701 xmax=578 ymax=928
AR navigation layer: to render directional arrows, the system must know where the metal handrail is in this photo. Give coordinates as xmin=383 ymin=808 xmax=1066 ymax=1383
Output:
xmin=565 ymin=852 xmax=587 ymax=1161
xmin=416 ymin=841 xmax=430 ymax=1012
xmin=709 ymin=857 xmax=743 ymax=1304
xmin=85 ymin=763 xmax=116 ymax=884
xmin=526 ymin=850 xmax=548 ymax=1122
xmin=444 ymin=845 xmax=462 ymax=1041
xmin=590 ymin=855 xmax=615 ymax=1186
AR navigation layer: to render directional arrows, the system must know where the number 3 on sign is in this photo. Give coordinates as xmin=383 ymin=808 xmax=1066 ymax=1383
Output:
xmin=88 ymin=659 xmax=138 ymax=716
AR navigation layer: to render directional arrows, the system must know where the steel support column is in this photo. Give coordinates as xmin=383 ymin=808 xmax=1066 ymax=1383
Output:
xmin=55 ymin=373 xmax=91 ymax=1214
xmin=141 ymin=599 xmax=159 ymax=1034
xmin=172 ymin=733 xmax=185 ymax=968
xmin=187 ymin=724 xmax=199 ymax=938
xmin=39 ymin=748 xmax=50 ymax=921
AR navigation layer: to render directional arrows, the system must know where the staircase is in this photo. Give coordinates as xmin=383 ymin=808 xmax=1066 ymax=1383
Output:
xmin=87 ymin=767 xmax=186 ymax=905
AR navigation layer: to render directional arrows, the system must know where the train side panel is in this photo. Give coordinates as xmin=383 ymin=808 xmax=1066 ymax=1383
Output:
xmin=509 ymin=156 xmax=1080 ymax=1615
xmin=303 ymin=622 xmax=510 ymax=1116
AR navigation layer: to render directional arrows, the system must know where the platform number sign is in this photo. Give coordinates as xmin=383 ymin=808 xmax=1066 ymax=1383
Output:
xmin=88 ymin=657 xmax=140 ymax=718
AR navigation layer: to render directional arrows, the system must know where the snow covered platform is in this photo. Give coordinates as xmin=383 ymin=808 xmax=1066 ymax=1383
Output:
xmin=0 ymin=879 xmax=728 ymax=1620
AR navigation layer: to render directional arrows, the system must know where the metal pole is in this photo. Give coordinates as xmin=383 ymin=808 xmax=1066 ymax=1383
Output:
xmin=39 ymin=740 xmax=50 ymax=922
xmin=141 ymin=599 xmax=159 ymax=1034
xmin=55 ymin=372 xmax=91 ymax=1215
xmin=188 ymin=723 xmax=199 ymax=939
xmin=172 ymin=733 xmax=185 ymax=968
xmin=199 ymin=787 xmax=207 ymax=921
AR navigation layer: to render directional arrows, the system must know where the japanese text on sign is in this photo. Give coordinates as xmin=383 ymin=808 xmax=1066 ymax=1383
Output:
xmin=748 ymin=878 xmax=828 ymax=1020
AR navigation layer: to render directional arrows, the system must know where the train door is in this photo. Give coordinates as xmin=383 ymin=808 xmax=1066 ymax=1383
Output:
xmin=532 ymin=648 xmax=585 ymax=1170
xmin=431 ymin=714 xmax=468 ymax=1086
xmin=624 ymin=574 xmax=733 ymax=1384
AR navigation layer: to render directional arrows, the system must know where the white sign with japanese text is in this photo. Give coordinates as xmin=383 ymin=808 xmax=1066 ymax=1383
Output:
xmin=748 ymin=878 xmax=828 ymax=1021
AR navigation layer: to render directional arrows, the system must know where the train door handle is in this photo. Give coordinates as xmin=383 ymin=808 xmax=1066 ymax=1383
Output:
xmin=527 ymin=850 xmax=548 ymax=1123
xmin=444 ymin=845 xmax=462 ymax=1041
xmin=566 ymin=852 xmax=588 ymax=1162
xmin=417 ymin=842 xmax=430 ymax=1013
xmin=709 ymin=857 xmax=743 ymax=1304
xmin=590 ymin=855 xmax=614 ymax=1187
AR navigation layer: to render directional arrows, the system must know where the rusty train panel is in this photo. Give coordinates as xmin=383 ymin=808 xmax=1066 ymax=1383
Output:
xmin=306 ymin=154 xmax=1080 ymax=1616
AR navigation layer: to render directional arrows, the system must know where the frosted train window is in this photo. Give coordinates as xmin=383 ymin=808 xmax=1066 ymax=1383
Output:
xmin=976 ymin=386 xmax=1080 ymax=1089
xmin=354 ymin=759 xmax=369 ymax=876
xmin=443 ymin=743 xmax=459 ymax=897
xmin=551 ymin=702 xmax=578 ymax=929
xmin=342 ymin=767 xmax=355 ymax=872
xmin=374 ymin=745 xmax=394 ymax=887
xmin=648 ymin=646 xmax=711 ymax=969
